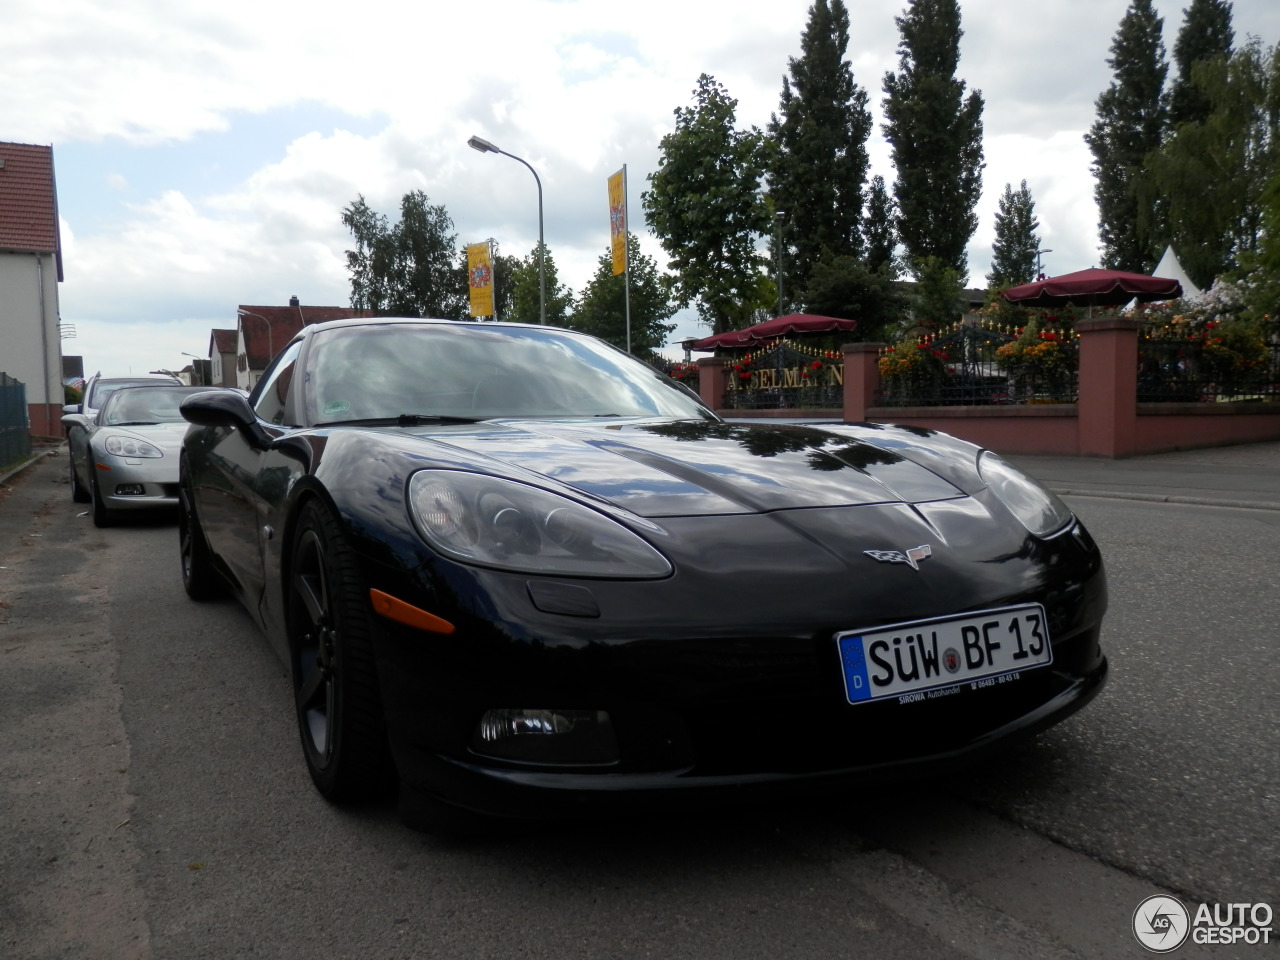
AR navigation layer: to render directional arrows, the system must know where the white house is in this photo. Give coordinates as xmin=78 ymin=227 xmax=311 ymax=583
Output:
xmin=0 ymin=141 xmax=64 ymax=437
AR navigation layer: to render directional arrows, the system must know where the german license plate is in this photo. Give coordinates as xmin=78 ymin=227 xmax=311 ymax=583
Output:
xmin=836 ymin=603 xmax=1052 ymax=704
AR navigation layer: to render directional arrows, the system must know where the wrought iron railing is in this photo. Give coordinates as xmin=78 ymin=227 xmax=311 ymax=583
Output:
xmin=721 ymin=341 xmax=843 ymax=410
xmin=1138 ymin=327 xmax=1280 ymax=402
xmin=876 ymin=322 xmax=1079 ymax=406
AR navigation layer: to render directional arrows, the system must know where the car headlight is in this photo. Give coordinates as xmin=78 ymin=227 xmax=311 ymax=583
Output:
xmin=104 ymin=436 xmax=163 ymax=458
xmin=978 ymin=451 xmax=1073 ymax=537
xmin=407 ymin=471 xmax=672 ymax=578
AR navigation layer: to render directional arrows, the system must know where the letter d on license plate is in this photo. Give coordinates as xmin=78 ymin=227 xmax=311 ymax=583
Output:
xmin=836 ymin=603 xmax=1052 ymax=704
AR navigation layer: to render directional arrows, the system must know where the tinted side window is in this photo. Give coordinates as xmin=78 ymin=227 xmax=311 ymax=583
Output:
xmin=253 ymin=341 xmax=302 ymax=426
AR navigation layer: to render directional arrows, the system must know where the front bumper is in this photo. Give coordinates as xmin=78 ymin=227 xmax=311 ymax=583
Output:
xmin=94 ymin=458 xmax=179 ymax=511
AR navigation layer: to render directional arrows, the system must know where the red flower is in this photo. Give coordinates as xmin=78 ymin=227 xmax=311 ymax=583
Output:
xmin=810 ymin=361 xmax=822 ymax=369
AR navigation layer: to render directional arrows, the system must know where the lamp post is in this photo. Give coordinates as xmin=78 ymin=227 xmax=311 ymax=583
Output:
xmin=182 ymin=352 xmax=208 ymax=386
xmin=236 ymin=308 xmax=273 ymax=362
xmin=774 ymin=210 xmax=786 ymax=317
xmin=468 ymin=135 xmax=545 ymax=325
xmin=1034 ymin=248 xmax=1053 ymax=280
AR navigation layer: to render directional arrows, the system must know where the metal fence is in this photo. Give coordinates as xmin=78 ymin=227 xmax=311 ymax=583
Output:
xmin=0 ymin=372 xmax=33 ymax=468
xmin=1138 ymin=328 xmax=1280 ymax=403
xmin=875 ymin=323 xmax=1080 ymax=406
xmin=720 ymin=342 xmax=843 ymax=410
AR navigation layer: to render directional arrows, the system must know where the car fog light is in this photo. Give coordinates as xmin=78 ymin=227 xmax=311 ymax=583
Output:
xmin=114 ymin=484 xmax=146 ymax=496
xmin=471 ymin=708 xmax=619 ymax=766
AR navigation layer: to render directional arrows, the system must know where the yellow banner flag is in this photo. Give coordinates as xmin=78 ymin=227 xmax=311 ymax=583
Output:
xmin=467 ymin=242 xmax=494 ymax=318
xmin=608 ymin=168 xmax=627 ymax=276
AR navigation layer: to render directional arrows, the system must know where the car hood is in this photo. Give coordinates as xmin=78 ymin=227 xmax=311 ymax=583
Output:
xmin=390 ymin=419 xmax=970 ymax=518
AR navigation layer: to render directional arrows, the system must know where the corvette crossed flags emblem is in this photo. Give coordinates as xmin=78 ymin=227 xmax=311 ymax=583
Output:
xmin=863 ymin=544 xmax=933 ymax=571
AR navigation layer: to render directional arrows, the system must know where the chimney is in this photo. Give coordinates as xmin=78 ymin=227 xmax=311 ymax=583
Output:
xmin=289 ymin=295 xmax=300 ymax=307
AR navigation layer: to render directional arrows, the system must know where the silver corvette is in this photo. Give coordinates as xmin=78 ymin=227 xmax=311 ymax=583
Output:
xmin=63 ymin=384 xmax=221 ymax=527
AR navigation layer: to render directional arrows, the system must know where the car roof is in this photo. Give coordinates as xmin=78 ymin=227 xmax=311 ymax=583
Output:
xmin=295 ymin=317 xmax=562 ymax=338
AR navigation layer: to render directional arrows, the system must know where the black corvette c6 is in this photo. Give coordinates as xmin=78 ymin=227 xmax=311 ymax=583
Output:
xmin=179 ymin=317 xmax=1107 ymax=825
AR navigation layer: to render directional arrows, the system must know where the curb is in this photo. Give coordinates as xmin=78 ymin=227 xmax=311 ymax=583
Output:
xmin=1049 ymin=486 xmax=1280 ymax=512
xmin=0 ymin=446 xmax=58 ymax=487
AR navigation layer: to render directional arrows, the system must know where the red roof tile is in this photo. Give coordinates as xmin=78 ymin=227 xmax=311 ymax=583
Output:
xmin=209 ymin=328 xmax=238 ymax=355
xmin=0 ymin=142 xmax=62 ymax=280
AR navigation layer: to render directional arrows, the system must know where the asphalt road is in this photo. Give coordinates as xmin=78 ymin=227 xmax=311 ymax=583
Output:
xmin=1 ymin=450 xmax=1275 ymax=959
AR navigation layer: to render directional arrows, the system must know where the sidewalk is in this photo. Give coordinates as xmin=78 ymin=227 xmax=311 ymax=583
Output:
xmin=1010 ymin=440 xmax=1280 ymax=512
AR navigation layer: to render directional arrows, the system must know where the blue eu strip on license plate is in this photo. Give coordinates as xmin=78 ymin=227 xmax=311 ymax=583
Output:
xmin=836 ymin=603 xmax=1052 ymax=704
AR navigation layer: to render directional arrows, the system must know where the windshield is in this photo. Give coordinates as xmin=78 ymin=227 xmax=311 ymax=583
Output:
xmin=88 ymin=378 xmax=177 ymax=410
xmin=100 ymin=386 xmax=205 ymax=425
xmin=306 ymin=323 xmax=715 ymax=424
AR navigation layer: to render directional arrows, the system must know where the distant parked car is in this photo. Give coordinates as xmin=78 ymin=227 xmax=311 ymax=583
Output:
xmin=65 ymin=372 xmax=183 ymax=422
xmin=63 ymin=384 xmax=214 ymax=526
xmin=62 ymin=373 xmax=183 ymax=498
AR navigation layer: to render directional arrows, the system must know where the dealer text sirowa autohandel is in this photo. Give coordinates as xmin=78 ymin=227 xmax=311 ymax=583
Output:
xmin=1192 ymin=903 xmax=1273 ymax=946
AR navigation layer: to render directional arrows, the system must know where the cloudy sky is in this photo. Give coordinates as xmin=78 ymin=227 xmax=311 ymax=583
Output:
xmin=5 ymin=0 xmax=1279 ymax=377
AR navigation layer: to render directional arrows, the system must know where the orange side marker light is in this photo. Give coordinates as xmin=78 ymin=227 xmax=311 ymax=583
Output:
xmin=369 ymin=588 xmax=456 ymax=634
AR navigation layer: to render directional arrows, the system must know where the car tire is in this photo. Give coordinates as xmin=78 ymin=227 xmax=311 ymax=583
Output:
xmin=288 ymin=499 xmax=395 ymax=803
xmin=178 ymin=461 xmax=225 ymax=601
xmin=89 ymin=458 xmax=115 ymax=527
xmin=69 ymin=452 xmax=90 ymax=503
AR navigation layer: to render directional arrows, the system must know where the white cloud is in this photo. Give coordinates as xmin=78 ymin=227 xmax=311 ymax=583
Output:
xmin=8 ymin=0 xmax=1279 ymax=377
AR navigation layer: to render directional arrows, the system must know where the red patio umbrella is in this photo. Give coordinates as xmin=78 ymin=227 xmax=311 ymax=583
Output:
xmin=687 ymin=329 xmax=753 ymax=350
xmin=688 ymin=313 xmax=857 ymax=350
xmin=1000 ymin=268 xmax=1182 ymax=308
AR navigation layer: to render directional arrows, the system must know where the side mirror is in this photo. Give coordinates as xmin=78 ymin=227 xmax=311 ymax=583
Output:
xmin=181 ymin=390 xmax=272 ymax=449
xmin=62 ymin=403 xmax=81 ymax=415
xmin=61 ymin=413 xmax=91 ymax=429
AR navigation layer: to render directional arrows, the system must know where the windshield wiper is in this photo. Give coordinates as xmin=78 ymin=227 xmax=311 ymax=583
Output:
xmin=324 ymin=413 xmax=486 ymax=426
xmin=395 ymin=413 xmax=485 ymax=425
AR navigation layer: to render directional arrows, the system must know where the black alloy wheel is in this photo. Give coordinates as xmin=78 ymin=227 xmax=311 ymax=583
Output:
xmin=178 ymin=461 xmax=225 ymax=601
xmin=69 ymin=452 xmax=90 ymax=503
xmin=89 ymin=458 xmax=114 ymax=528
xmin=288 ymin=499 xmax=394 ymax=802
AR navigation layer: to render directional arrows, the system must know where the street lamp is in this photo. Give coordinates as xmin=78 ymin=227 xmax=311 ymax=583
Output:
xmin=182 ymin=352 xmax=208 ymax=386
xmin=774 ymin=210 xmax=786 ymax=316
xmin=236 ymin=308 xmax=273 ymax=361
xmin=468 ymin=135 xmax=545 ymax=325
xmin=1034 ymin=248 xmax=1053 ymax=280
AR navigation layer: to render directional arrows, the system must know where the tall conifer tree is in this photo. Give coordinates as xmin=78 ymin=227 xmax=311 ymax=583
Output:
xmin=1085 ymin=0 xmax=1168 ymax=273
xmin=768 ymin=0 xmax=873 ymax=278
xmin=1168 ymin=0 xmax=1234 ymax=128
xmin=862 ymin=175 xmax=899 ymax=277
xmin=987 ymin=181 xmax=1041 ymax=289
xmin=882 ymin=0 xmax=985 ymax=281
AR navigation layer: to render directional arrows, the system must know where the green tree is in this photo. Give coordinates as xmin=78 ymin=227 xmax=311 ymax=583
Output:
xmin=768 ymin=0 xmax=873 ymax=274
xmin=342 ymin=191 xmax=464 ymax=318
xmin=1085 ymin=0 xmax=1168 ymax=273
xmin=987 ymin=180 xmax=1041 ymax=288
xmin=882 ymin=0 xmax=985 ymax=280
xmin=568 ymin=234 xmax=676 ymax=363
xmin=643 ymin=74 xmax=771 ymax=334
xmin=911 ymin=257 xmax=965 ymax=330
xmin=1146 ymin=41 xmax=1279 ymax=287
xmin=505 ymin=244 xmax=575 ymax=326
xmin=1239 ymin=164 xmax=1280 ymax=325
xmin=862 ymin=175 xmax=899 ymax=278
xmin=341 ymin=196 xmax=396 ymax=313
xmin=1168 ymin=0 xmax=1234 ymax=128
xmin=800 ymin=256 xmax=907 ymax=342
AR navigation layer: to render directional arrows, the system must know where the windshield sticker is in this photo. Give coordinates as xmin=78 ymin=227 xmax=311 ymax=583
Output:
xmin=322 ymin=400 xmax=350 ymax=417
